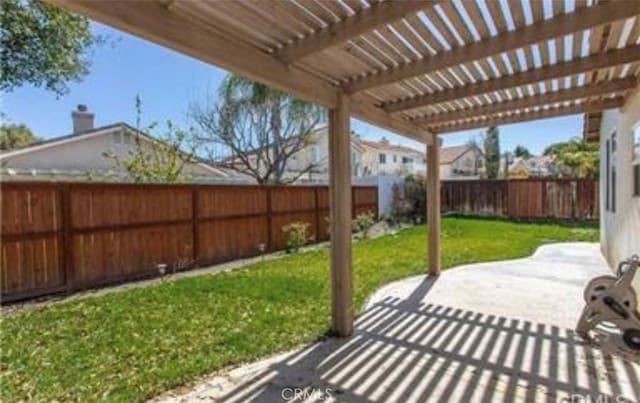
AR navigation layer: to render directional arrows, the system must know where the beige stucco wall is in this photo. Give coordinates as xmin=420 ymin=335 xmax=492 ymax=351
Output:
xmin=286 ymin=127 xmax=426 ymax=180
xmin=599 ymin=85 xmax=640 ymax=269
xmin=440 ymin=148 xmax=483 ymax=179
xmin=440 ymin=163 xmax=453 ymax=179
xmin=0 ymin=128 xmax=217 ymax=178
xmin=280 ymin=128 xmax=364 ymax=181
xmin=360 ymin=146 xmax=425 ymax=177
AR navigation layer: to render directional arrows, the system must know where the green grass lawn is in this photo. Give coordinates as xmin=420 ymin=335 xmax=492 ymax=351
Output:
xmin=0 ymin=218 xmax=598 ymax=402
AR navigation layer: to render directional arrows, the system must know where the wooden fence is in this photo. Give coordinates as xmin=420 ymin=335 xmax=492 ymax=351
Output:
xmin=0 ymin=182 xmax=377 ymax=302
xmin=441 ymin=178 xmax=599 ymax=220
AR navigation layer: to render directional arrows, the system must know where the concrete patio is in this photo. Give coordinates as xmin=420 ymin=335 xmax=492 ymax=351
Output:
xmin=155 ymin=243 xmax=640 ymax=402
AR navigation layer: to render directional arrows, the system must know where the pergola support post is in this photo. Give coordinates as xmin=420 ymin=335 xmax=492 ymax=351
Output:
xmin=329 ymin=92 xmax=353 ymax=337
xmin=427 ymin=136 xmax=441 ymax=276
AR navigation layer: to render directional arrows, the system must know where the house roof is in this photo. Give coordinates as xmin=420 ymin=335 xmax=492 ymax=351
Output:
xmin=0 ymin=122 xmax=228 ymax=177
xmin=439 ymin=145 xmax=481 ymax=165
xmin=0 ymin=122 xmax=129 ymax=156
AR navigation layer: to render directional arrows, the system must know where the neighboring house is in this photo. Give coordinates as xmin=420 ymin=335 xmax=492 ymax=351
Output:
xmin=507 ymin=155 xmax=564 ymax=177
xmin=284 ymin=126 xmax=366 ymax=183
xmin=0 ymin=106 xmax=238 ymax=183
xmin=592 ymin=85 xmax=640 ymax=269
xmin=439 ymin=144 xmax=484 ymax=180
xmin=237 ymin=127 xmax=426 ymax=183
xmin=359 ymin=137 xmax=426 ymax=177
xmin=225 ymin=126 xmax=365 ymax=183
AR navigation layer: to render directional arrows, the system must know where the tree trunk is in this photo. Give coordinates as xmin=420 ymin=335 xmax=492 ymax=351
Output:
xmin=271 ymin=98 xmax=283 ymax=183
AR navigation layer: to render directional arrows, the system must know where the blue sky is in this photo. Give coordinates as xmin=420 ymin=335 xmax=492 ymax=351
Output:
xmin=2 ymin=22 xmax=584 ymax=155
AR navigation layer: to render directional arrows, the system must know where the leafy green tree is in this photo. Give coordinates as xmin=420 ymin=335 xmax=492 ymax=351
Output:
xmin=545 ymin=138 xmax=599 ymax=178
xmin=1 ymin=0 xmax=104 ymax=95
xmin=543 ymin=141 xmax=569 ymax=156
xmin=104 ymin=97 xmax=198 ymax=183
xmin=0 ymin=123 xmax=41 ymax=150
xmin=483 ymin=126 xmax=501 ymax=179
xmin=191 ymin=74 xmax=325 ymax=184
xmin=513 ymin=145 xmax=532 ymax=159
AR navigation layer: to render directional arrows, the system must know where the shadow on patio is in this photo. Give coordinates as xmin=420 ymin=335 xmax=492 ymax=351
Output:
xmin=214 ymin=292 xmax=638 ymax=402
xmin=157 ymin=244 xmax=640 ymax=403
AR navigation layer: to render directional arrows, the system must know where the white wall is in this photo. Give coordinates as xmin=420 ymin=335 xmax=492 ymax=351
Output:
xmin=599 ymin=85 xmax=640 ymax=269
xmin=285 ymin=128 xmax=364 ymax=181
xmin=361 ymin=147 xmax=425 ymax=177
xmin=355 ymin=175 xmax=405 ymax=216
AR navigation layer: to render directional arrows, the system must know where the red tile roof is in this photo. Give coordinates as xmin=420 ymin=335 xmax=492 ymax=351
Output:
xmin=439 ymin=145 xmax=480 ymax=164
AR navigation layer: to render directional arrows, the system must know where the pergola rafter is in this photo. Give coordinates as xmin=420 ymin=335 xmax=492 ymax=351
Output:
xmin=46 ymin=0 xmax=640 ymax=337
xmin=412 ymin=77 xmax=637 ymax=126
xmin=344 ymin=2 xmax=640 ymax=94
xmin=49 ymin=0 xmax=433 ymax=145
xmin=275 ymin=1 xmax=437 ymax=64
xmin=430 ymin=97 xmax=625 ymax=134
xmin=383 ymin=45 xmax=640 ymax=114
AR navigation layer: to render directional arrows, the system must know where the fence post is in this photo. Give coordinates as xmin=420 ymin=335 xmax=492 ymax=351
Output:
xmin=541 ymin=179 xmax=548 ymax=219
xmin=60 ymin=184 xmax=74 ymax=293
xmin=314 ymin=187 xmax=321 ymax=241
xmin=505 ymin=180 xmax=510 ymax=218
xmin=192 ymin=187 xmax=199 ymax=264
xmin=266 ymin=187 xmax=273 ymax=251
xmin=351 ymin=187 xmax=356 ymax=218
xmin=574 ymin=180 xmax=579 ymax=219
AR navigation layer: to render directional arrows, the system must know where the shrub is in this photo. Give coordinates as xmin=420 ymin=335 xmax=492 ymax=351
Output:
xmin=282 ymin=221 xmax=311 ymax=253
xmin=353 ymin=211 xmax=376 ymax=239
xmin=404 ymin=174 xmax=426 ymax=223
xmin=390 ymin=175 xmax=426 ymax=224
xmin=389 ymin=183 xmax=410 ymax=225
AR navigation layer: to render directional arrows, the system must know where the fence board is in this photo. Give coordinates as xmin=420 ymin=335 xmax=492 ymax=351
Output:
xmin=199 ymin=186 xmax=267 ymax=218
xmin=271 ymin=187 xmax=316 ymax=213
xmin=0 ymin=184 xmax=65 ymax=297
xmin=70 ymin=186 xmax=192 ymax=228
xmin=576 ymin=180 xmax=599 ymax=219
xmin=1 ymin=182 xmax=377 ymax=302
xmin=199 ymin=217 xmax=268 ymax=263
xmin=544 ymin=181 xmax=576 ymax=219
xmin=443 ymin=179 xmax=598 ymax=221
xmin=442 ymin=180 xmax=508 ymax=216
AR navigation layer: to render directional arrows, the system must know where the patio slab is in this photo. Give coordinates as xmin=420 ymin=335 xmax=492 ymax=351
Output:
xmin=153 ymin=242 xmax=640 ymax=403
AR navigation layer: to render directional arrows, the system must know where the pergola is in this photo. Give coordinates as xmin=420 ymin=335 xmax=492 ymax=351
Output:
xmin=49 ymin=0 xmax=640 ymax=336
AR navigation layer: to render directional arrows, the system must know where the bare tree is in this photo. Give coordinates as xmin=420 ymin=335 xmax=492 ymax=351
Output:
xmin=190 ymin=75 xmax=325 ymax=184
xmin=104 ymin=96 xmax=199 ymax=183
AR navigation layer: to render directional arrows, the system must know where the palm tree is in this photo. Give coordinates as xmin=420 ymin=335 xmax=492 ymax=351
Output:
xmin=548 ymin=138 xmax=599 ymax=178
xmin=218 ymin=74 xmax=325 ymax=182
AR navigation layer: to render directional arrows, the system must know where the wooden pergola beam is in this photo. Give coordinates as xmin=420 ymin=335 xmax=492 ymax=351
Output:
xmin=276 ymin=1 xmax=435 ymax=64
xmin=413 ymin=78 xmax=637 ymax=126
xmin=329 ymin=93 xmax=353 ymax=337
xmin=46 ymin=0 xmax=434 ymax=144
xmin=431 ymin=97 xmax=625 ymax=134
xmin=48 ymin=0 xmax=337 ymax=107
xmin=352 ymin=94 xmax=434 ymax=145
xmin=345 ymin=2 xmax=640 ymax=93
xmin=426 ymin=135 xmax=441 ymax=276
xmin=383 ymin=45 xmax=640 ymax=113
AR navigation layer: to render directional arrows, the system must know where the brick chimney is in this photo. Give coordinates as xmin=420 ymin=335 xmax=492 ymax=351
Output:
xmin=72 ymin=104 xmax=94 ymax=134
